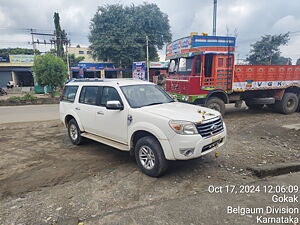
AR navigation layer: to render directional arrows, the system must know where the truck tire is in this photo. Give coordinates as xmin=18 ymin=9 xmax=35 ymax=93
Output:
xmin=245 ymin=102 xmax=264 ymax=110
xmin=205 ymin=97 xmax=225 ymax=115
xmin=68 ymin=119 xmax=83 ymax=145
xmin=135 ymin=136 xmax=168 ymax=177
xmin=274 ymin=92 xmax=299 ymax=114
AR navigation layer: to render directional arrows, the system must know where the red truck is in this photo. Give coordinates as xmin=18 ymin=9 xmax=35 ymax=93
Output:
xmin=165 ymin=33 xmax=300 ymax=115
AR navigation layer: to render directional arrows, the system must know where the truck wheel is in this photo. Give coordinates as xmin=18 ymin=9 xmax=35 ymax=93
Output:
xmin=275 ymin=92 xmax=299 ymax=114
xmin=68 ymin=119 xmax=83 ymax=145
xmin=206 ymin=97 xmax=225 ymax=115
xmin=245 ymin=102 xmax=264 ymax=110
xmin=135 ymin=136 xmax=168 ymax=177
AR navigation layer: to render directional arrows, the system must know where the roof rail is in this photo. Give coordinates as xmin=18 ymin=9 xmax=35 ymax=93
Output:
xmin=71 ymin=78 xmax=104 ymax=82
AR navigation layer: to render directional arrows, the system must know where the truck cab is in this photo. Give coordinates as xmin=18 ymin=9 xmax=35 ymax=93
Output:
xmin=166 ymin=34 xmax=235 ymax=115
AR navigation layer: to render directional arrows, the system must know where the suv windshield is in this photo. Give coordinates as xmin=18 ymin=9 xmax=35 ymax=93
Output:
xmin=121 ymin=84 xmax=174 ymax=108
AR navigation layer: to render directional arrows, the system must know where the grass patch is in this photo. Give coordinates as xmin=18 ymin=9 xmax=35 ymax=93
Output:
xmin=9 ymin=93 xmax=38 ymax=101
xmin=54 ymin=90 xmax=61 ymax=97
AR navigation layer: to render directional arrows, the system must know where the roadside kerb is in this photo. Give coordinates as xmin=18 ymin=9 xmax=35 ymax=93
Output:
xmin=247 ymin=162 xmax=300 ymax=178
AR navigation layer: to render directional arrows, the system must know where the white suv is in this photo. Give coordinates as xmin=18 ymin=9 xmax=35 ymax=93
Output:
xmin=60 ymin=79 xmax=226 ymax=177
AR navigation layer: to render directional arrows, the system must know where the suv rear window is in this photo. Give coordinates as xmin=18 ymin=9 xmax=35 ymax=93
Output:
xmin=79 ymin=86 xmax=99 ymax=105
xmin=61 ymin=86 xmax=78 ymax=102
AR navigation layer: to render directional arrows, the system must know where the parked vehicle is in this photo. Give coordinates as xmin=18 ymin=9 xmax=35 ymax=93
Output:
xmin=6 ymin=81 xmax=14 ymax=89
xmin=0 ymin=87 xmax=7 ymax=96
xmin=60 ymin=79 xmax=226 ymax=177
xmin=165 ymin=33 xmax=300 ymax=115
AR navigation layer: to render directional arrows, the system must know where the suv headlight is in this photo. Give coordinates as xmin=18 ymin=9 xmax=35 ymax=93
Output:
xmin=169 ymin=120 xmax=198 ymax=135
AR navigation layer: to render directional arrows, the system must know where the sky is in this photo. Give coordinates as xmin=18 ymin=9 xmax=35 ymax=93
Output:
xmin=0 ymin=0 xmax=300 ymax=63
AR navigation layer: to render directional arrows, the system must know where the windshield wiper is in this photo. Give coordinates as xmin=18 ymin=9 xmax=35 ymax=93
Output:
xmin=143 ymin=102 xmax=164 ymax=107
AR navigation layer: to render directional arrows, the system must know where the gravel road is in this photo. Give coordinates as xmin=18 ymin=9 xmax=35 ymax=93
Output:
xmin=0 ymin=107 xmax=299 ymax=225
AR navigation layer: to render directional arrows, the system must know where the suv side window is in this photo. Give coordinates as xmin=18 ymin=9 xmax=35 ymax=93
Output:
xmin=61 ymin=86 xmax=78 ymax=102
xmin=100 ymin=87 xmax=122 ymax=106
xmin=79 ymin=86 xmax=98 ymax=105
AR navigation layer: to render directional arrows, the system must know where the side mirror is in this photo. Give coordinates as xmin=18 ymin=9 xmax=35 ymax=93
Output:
xmin=106 ymin=100 xmax=123 ymax=110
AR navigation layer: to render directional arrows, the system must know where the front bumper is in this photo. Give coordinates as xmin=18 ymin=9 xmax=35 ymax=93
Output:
xmin=168 ymin=123 xmax=227 ymax=160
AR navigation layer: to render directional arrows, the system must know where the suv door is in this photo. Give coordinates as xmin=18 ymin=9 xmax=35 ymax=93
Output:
xmin=75 ymin=86 xmax=100 ymax=133
xmin=94 ymin=86 xmax=128 ymax=144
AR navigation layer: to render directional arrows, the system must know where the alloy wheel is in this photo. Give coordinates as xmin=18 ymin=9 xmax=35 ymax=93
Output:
xmin=69 ymin=124 xmax=78 ymax=140
xmin=139 ymin=146 xmax=155 ymax=170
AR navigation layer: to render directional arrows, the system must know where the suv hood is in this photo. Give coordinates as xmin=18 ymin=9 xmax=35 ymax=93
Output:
xmin=140 ymin=102 xmax=220 ymax=123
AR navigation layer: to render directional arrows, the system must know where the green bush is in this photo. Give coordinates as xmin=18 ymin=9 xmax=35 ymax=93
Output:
xmin=33 ymin=54 xmax=68 ymax=97
xmin=9 ymin=93 xmax=38 ymax=101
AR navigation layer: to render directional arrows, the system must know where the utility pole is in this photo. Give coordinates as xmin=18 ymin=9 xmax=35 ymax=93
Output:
xmin=65 ymin=40 xmax=71 ymax=79
xmin=29 ymin=30 xmax=56 ymax=54
xmin=213 ymin=0 xmax=217 ymax=36
xmin=146 ymin=35 xmax=150 ymax=81
xmin=30 ymin=28 xmax=36 ymax=55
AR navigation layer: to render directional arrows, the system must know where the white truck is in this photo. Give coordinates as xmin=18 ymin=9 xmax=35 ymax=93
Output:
xmin=59 ymin=79 xmax=226 ymax=177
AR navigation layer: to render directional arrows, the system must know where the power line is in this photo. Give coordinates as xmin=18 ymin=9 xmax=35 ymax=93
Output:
xmin=30 ymin=32 xmax=55 ymax=36
xmin=0 ymin=41 xmax=30 ymax=44
xmin=0 ymin=27 xmax=53 ymax=32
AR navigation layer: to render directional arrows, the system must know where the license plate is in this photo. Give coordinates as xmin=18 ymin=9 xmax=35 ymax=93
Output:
xmin=212 ymin=135 xmax=222 ymax=142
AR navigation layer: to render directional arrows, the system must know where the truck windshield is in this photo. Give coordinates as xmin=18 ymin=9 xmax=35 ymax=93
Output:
xmin=169 ymin=57 xmax=193 ymax=75
xmin=121 ymin=84 xmax=174 ymax=108
xmin=168 ymin=59 xmax=178 ymax=75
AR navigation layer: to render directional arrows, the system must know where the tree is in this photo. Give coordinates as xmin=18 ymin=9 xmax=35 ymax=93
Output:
xmin=275 ymin=56 xmax=292 ymax=65
xmin=33 ymin=54 xmax=68 ymax=97
xmin=89 ymin=3 xmax=172 ymax=68
xmin=296 ymin=58 xmax=300 ymax=65
xmin=68 ymin=54 xmax=85 ymax=67
xmin=0 ymin=48 xmax=40 ymax=56
xmin=246 ymin=33 xmax=289 ymax=65
xmin=54 ymin=12 xmax=67 ymax=58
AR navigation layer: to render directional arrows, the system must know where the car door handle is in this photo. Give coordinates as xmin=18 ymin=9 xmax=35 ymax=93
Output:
xmin=97 ymin=111 xmax=104 ymax=115
xmin=75 ymin=107 xmax=80 ymax=110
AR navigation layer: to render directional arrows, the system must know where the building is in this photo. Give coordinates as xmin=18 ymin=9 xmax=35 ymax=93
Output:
xmin=69 ymin=46 xmax=131 ymax=79
xmin=0 ymin=47 xmax=131 ymax=87
xmin=0 ymin=55 xmax=34 ymax=87
xmin=68 ymin=46 xmax=97 ymax=63
xmin=132 ymin=61 xmax=169 ymax=81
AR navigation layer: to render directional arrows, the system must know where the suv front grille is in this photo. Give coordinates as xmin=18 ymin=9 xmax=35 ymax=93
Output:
xmin=195 ymin=117 xmax=224 ymax=138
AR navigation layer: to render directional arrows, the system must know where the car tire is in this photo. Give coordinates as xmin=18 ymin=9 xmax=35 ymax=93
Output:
xmin=205 ymin=97 xmax=225 ymax=115
xmin=274 ymin=92 xmax=299 ymax=114
xmin=135 ymin=136 xmax=168 ymax=177
xmin=68 ymin=119 xmax=83 ymax=145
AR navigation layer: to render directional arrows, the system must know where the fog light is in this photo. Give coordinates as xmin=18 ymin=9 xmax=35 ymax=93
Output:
xmin=179 ymin=148 xmax=195 ymax=157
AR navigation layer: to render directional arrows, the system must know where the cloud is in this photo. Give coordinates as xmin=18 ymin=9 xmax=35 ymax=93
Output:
xmin=272 ymin=15 xmax=300 ymax=33
xmin=0 ymin=0 xmax=299 ymax=61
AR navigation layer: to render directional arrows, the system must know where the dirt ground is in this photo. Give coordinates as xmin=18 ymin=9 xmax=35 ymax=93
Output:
xmin=0 ymin=106 xmax=299 ymax=225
